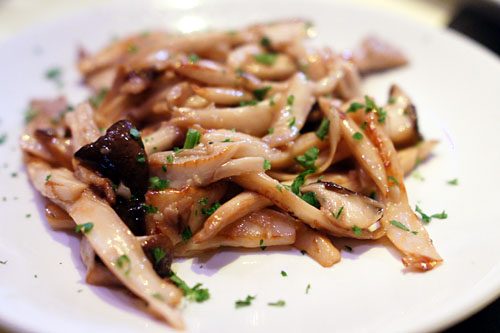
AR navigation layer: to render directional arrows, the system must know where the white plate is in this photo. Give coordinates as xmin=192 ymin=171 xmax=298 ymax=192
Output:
xmin=1 ymin=1 xmax=500 ymax=332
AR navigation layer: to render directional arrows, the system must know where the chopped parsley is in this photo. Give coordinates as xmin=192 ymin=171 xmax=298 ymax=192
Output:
xmin=352 ymin=132 xmax=363 ymax=141
xmin=89 ymin=88 xmax=108 ymax=108
xmin=346 ymin=102 xmax=364 ymax=113
xmin=291 ymin=169 xmax=314 ymax=196
xmin=149 ymin=176 xmax=169 ymax=190
xmin=239 ymin=99 xmax=259 ymax=106
xmin=315 ymin=118 xmax=330 ymax=141
xmin=152 ymin=248 xmax=166 ymax=264
xmin=142 ymin=204 xmax=159 ymax=214
xmin=447 ymin=178 xmax=458 ymax=185
xmin=253 ymin=86 xmax=272 ymax=100
xmin=152 ymin=293 xmax=164 ymax=300
xmin=306 ymin=284 xmax=311 ymax=294
xmin=0 ymin=134 xmax=7 ymax=145
xmin=268 ymin=300 xmax=285 ymax=307
xmin=260 ymin=239 xmax=267 ymax=251
xmin=254 ymin=53 xmax=278 ymax=65
xmin=269 ymin=96 xmax=276 ymax=106
xmin=0 ymin=260 xmax=7 ymax=264
xmin=181 ymin=226 xmax=193 ymax=243
xmin=260 ymin=36 xmax=271 ymax=48
xmin=288 ymin=117 xmax=296 ymax=128
xmin=45 ymin=174 xmax=52 ymax=182
xmin=267 ymin=127 xmax=274 ymax=135
xmin=275 ymin=185 xmax=283 ymax=192
xmin=45 ymin=67 xmax=63 ymax=87
xmin=75 ymin=222 xmax=94 ymax=234
xmin=301 ymin=192 xmax=320 ymax=208
xmin=235 ymin=295 xmax=255 ymax=308
xmin=388 ymin=176 xmax=399 ymax=186
xmin=345 ymin=245 xmax=353 ymax=252
xmin=169 ymin=271 xmax=210 ymax=302
xmin=166 ymin=155 xmax=174 ymax=164
xmin=183 ymin=128 xmax=201 ymax=149
xmin=389 ymin=220 xmax=417 ymax=235
xmin=221 ymin=139 xmax=233 ymax=143
xmin=127 ymin=44 xmax=138 ymax=54
xmin=188 ymin=53 xmax=200 ymax=63
xmin=352 ymin=225 xmax=363 ymax=236
xmin=129 ymin=128 xmax=141 ymax=140
xmin=300 ymin=250 xmax=306 ymax=255
xmin=201 ymin=202 xmax=221 ymax=215
xmin=24 ymin=107 xmax=39 ymax=123
xmin=161 ymin=165 xmax=167 ymax=173
xmin=116 ymin=254 xmax=131 ymax=275
xmin=388 ymin=97 xmax=396 ymax=104
xmin=281 ymin=270 xmax=287 ymax=277
xmin=415 ymin=205 xmax=448 ymax=223
xmin=295 ymin=146 xmax=319 ymax=171
xmin=263 ymin=159 xmax=271 ymax=170
xmin=198 ymin=197 xmax=208 ymax=206
xmin=136 ymin=153 xmax=146 ymax=163
xmin=361 ymin=121 xmax=367 ymax=130
xmin=333 ymin=206 xmax=344 ymax=219
xmin=287 ymin=95 xmax=295 ymax=106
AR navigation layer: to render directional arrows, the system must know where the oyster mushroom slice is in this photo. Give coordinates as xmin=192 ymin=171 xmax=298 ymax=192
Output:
xmin=232 ymin=172 xmax=384 ymax=239
xmin=364 ymin=112 xmax=442 ymax=271
xmin=294 ymin=224 xmax=341 ymax=268
xmin=383 ymin=85 xmax=422 ymax=148
xmin=149 ymin=141 xmax=265 ymax=189
xmin=65 ymin=101 xmax=101 ymax=152
xmin=171 ymin=99 xmax=275 ymax=137
xmin=352 ymin=36 xmax=408 ymax=74
xmin=193 ymin=191 xmax=272 ymax=243
xmin=262 ymin=72 xmax=314 ymax=148
xmin=26 ymin=158 xmax=184 ymax=328
xmin=301 ymin=182 xmax=384 ymax=230
xmin=174 ymin=208 xmax=297 ymax=257
xmin=339 ymin=111 xmax=389 ymax=196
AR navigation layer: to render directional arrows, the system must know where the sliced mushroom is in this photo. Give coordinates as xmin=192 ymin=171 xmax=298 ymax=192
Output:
xmin=45 ymin=203 xmax=74 ymax=230
xmin=80 ymin=237 xmax=122 ymax=287
xmin=74 ymin=119 xmax=149 ymax=197
xmin=398 ymin=140 xmax=438 ymax=175
xmin=262 ymin=73 xmax=314 ymax=147
xmin=149 ymin=141 xmax=265 ymax=189
xmin=192 ymin=85 xmax=254 ymax=105
xmin=193 ymin=191 xmax=272 ymax=243
xmin=233 ymin=172 xmax=384 ymax=239
xmin=26 ymin=158 xmax=185 ymax=328
xmin=364 ymin=112 xmax=442 ymax=271
xmin=383 ymin=85 xmax=422 ymax=148
xmin=294 ymin=224 xmax=341 ymax=267
xmin=174 ymin=208 xmax=297 ymax=257
xmin=301 ymin=182 xmax=384 ymax=230
xmin=352 ymin=36 xmax=408 ymax=74
xmin=65 ymin=102 xmax=101 ymax=152
xmin=145 ymin=182 xmax=228 ymax=245
xmin=170 ymin=99 xmax=275 ymax=137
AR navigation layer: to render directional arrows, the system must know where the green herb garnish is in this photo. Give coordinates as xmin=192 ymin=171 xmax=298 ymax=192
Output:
xmin=129 ymin=128 xmax=141 ymax=140
xmin=184 ymin=128 xmax=201 ymax=149
xmin=152 ymin=248 xmax=166 ymax=264
xmin=268 ymin=300 xmax=285 ymax=307
xmin=188 ymin=53 xmax=200 ymax=63
xmin=142 ymin=204 xmax=159 ymax=214
xmin=352 ymin=225 xmax=362 ymax=236
xmin=253 ymin=86 xmax=272 ymax=100
xmin=295 ymin=146 xmax=319 ymax=171
xmin=260 ymin=36 xmax=271 ymax=48
xmin=333 ymin=206 xmax=344 ymax=219
xmin=447 ymin=178 xmax=458 ymax=185
xmin=201 ymin=202 xmax=221 ymax=215
xmin=346 ymin=102 xmax=364 ymax=113
xmin=352 ymin=132 xmax=363 ymax=141
xmin=315 ymin=118 xmax=330 ymax=141
xmin=149 ymin=177 xmax=169 ymax=190
xmin=388 ymin=176 xmax=399 ymax=186
xmin=301 ymin=192 xmax=320 ymax=208
xmin=235 ymin=295 xmax=255 ymax=308
xmin=116 ymin=254 xmax=131 ymax=275
xmin=75 ymin=222 xmax=94 ymax=234
xmin=181 ymin=226 xmax=193 ymax=243
xmin=254 ymin=53 xmax=277 ymax=65
xmin=287 ymin=95 xmax=295 ymax=106
xmin=169 ymin=271 xmax=210 ymax=302
xmin=263 ymin=159 xmax=271 ymax=170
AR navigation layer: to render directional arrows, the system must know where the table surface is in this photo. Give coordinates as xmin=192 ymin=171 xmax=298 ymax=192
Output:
xmin=0 ymin=1 xmax=497 ymax=332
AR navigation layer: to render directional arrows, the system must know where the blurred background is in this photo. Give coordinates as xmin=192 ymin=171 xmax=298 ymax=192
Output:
xmin=0 ymin=0 xmax=498 ymax=332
